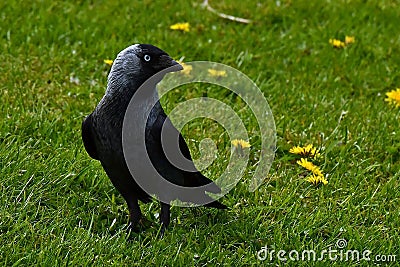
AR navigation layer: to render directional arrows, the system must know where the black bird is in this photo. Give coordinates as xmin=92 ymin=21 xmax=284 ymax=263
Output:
xmin=82 ymin=44 xmax=226 ymax=234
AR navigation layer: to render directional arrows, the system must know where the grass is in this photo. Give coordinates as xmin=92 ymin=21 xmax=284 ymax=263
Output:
xmin=1 ymin=0 xmax=399 ymax=266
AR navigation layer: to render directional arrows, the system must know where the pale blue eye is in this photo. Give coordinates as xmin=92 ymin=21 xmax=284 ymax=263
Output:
xmin=144 ymin=54 xmax=151 ymax=62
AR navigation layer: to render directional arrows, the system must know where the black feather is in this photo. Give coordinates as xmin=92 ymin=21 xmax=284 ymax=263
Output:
xmin=81 ymin=113 xmax=99 ymax=160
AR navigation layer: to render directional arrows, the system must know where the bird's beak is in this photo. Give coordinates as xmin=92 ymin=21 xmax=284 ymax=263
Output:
xmin=170 ymin=59 xmax=184 ymax=72
xmin=160 ymin=55 xmax=183 ymax=72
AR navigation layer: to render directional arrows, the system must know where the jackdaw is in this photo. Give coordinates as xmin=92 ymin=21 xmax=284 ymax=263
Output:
xmin=82 ymin=44 xmax=226 ymax=234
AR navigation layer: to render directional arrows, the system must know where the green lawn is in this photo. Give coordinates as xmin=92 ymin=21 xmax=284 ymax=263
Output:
xmin=1 ymin=0 xmax=399 ymax=266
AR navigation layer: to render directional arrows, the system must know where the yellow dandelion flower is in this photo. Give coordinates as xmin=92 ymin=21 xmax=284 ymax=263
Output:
xmin=208 ymin=69 xmax=227 ymax=77
xmin=297 ymin=158 xmax=323 ymax=176
xmin=303 ymin=144 xmax=321 ymax=158
xmin=104 ymin=59 xmax=113 ymax=66
xmin=231 ymin=139 xmax=251 ymax=148
xmin=385 ymin=88 xmax=400 ymax=108
xmin=289 ymin=144 xmax=321 ymax=158
xmin=329 ymin=38 xmax=346 ymax=48
xmin=231 ymin=139 xmax=250 ymax=157
xmin=297 ymin=158 xmax=315 ymax=171
xmin=170 ymin=22 xmax=190 ymax=32
xmin=345 ymin=36 xmax=355 ymax=44
xmin=289 ymin=146 xmax=303 ymax=154
xmin=306 ymin=174 xmax=328 ymax=185
xmin=179 ymin=62 xmax=193 ymax=76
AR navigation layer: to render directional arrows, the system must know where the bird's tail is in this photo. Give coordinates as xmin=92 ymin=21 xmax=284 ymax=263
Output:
xmin=205 ymin=200 xmax=227 ymax=209
xmin=193 ymin=173 xmax=222 ymax=194
xmin=190 ymin=173 xmax=227 ymax=209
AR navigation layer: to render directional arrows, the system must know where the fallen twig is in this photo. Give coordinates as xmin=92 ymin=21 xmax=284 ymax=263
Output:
xmin=202 ymin=0 xmax=252 ymax=24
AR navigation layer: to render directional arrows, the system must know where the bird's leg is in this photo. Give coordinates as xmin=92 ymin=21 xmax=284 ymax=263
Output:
xmin=159 ymin=202 xmax=170 ymax=236
xmin=126 ymin=198 xmax=143 ymax=232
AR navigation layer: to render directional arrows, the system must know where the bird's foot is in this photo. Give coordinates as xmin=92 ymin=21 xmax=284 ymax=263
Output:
xmin=126 ymin=217 xmax=152 ymax=234
xmin=158 ymin=202 xmax=170 ymax=238
xmin=158 ymin=223 xmax=168 ymax=239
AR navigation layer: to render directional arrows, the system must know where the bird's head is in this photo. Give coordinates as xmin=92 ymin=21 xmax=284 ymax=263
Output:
xmin=107 ymin=44 xmax=183 ymax=94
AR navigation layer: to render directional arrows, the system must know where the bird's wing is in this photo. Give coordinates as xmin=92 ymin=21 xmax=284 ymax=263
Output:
xmin=150 ymin=112 xmax=194 ymax=163
xmin=174 ymin=120 xmax=193 ymax=161
xmin=81 ymin=113 xmax=99 ymax=160
xmin=150 ymin=113 xmax=222 ymax=193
